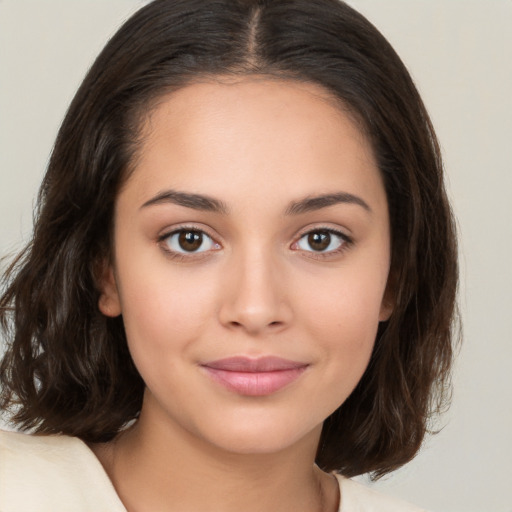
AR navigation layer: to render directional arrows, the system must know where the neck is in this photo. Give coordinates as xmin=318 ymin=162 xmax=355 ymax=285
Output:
xmin=92 ymin=398 xmax=339 ymax=512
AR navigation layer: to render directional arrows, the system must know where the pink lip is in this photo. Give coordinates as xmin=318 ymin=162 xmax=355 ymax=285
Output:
xmin=201 ymin=356 xmax=308 ymax=396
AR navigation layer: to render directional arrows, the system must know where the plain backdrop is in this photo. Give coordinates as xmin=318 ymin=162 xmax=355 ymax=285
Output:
xmin=1 ymin=2 xmax=511 ymax=511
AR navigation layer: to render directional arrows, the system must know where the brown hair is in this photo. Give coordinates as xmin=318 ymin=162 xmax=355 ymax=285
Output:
xmin=0 ymin=0 xmax=458 ymax=478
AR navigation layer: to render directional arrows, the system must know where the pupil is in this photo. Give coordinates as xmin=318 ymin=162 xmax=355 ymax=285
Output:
xmin=308 ymin=231 xmax=330 ymax=251
xmin=178 ymin=231 xmax=202 ymax=251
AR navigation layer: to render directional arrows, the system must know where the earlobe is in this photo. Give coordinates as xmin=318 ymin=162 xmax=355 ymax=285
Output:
xmin=379 ymin=273 xmax=396 ymax=322
xmin=379 ymin=299 xmax=393 ymax=322
xmin=98 ymin=265 xmax=122 ymax=317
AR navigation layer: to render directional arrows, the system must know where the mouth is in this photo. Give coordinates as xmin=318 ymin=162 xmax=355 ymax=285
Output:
xmin=200 ymin=356 xmax=309 ymax=396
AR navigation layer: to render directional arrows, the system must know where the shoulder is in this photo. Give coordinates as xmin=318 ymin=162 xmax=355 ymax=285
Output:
xmin=0 ymin=429 xmax=126 ymax=512
xmin=335 ymin=474 xmax=428 ymax=512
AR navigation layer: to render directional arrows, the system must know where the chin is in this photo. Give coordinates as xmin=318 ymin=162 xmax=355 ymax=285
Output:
xmin=193 ymin=415 xmax=322 ymax=457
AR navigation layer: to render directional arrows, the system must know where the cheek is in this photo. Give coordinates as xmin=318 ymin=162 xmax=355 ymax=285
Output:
xmin=116 ymin=262 xmax=218 ymax=361
xmin=301 ymin=268 xmax=385 ymax=339
xmin=296 ymin=264 xmax=386 ymax=385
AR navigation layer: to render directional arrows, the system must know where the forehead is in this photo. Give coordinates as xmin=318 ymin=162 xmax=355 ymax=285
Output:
xmin=122 ymin=77 xmax=384 ymax=213
xmin=140 ymin=77 xmax=364 ymax=152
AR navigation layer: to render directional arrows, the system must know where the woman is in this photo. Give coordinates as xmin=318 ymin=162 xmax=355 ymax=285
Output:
xmin=0 ymin=1 xmax=458 ymax=510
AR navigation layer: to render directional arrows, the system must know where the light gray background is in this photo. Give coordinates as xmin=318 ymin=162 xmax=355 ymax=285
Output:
xmin=1 ymin=2 xmax=511 ymax=511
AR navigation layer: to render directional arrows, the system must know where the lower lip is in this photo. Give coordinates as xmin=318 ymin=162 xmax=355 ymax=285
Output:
xmin=202 ymin=367 xmax=307 ymax=396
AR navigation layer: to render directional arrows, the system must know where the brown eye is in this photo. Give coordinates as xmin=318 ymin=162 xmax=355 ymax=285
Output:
xmin=163 ymin=229 xmax=217 ymax=254
xmin=307 ymin=231 xmax=331 ymax=251
xmin=178 ymin=230 xmax=203 ymax=251
xmin=296 ymin=229 xmax=347 ymax=253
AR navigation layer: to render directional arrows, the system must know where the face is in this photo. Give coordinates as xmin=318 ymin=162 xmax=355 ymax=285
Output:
xmin=100 ymin=78 xmax=392 ymax=455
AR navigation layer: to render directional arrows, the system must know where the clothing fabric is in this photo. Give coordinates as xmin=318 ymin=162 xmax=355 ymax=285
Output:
xmin=0 ymin=429 xmax=426 ymax=511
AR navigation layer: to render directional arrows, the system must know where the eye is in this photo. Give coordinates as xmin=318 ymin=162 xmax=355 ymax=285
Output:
xmin=162 ymin=229 xmax=219 ymax=254
xmin=295 ymin=229 xmax=349 ymax=253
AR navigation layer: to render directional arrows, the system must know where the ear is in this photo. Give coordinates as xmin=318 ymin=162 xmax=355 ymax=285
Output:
xmin=97 ymin=263 xmax=122 ymax=317
xmin=379 ymin=296 xmax=394 ymax=322
xmin=379 ymin=271 xmax=396 ymax=322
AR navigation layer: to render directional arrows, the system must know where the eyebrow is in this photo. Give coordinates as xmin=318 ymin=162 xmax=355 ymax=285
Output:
xmin=141 ymin=190 xmax=229 ymax=214
xmin=285 ymin=192 xmax=371 ymax=215
xmin=140 ymin=189 xmax=371 ymax=215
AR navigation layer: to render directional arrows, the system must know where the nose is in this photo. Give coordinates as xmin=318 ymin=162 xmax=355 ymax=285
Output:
xmin=217 ymin=247 xmax=293 ymax=336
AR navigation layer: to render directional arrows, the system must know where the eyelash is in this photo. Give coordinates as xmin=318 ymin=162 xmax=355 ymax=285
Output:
xmin=157 ymin=225 xmax=220 ymax=262
xmin=157 ymin=225 xmax=353 ymax=261
xmin=293 ymin=226 xmax=353 ymax=260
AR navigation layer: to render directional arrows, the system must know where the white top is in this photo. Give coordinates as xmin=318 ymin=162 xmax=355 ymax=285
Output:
xmin=0 ymin=430 xmax=426 ymax=511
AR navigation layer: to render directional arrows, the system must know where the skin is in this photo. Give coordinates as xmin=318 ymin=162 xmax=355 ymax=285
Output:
xmin=95 ymin=78 xmax=392 ymax=512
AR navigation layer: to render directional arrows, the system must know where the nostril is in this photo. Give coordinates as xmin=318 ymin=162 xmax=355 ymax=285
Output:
xmin=227 ymin=320 xmax=283 ymax=330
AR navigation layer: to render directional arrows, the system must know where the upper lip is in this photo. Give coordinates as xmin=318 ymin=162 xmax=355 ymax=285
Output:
xmin=202 ymin=356 xmax=308 ymax=372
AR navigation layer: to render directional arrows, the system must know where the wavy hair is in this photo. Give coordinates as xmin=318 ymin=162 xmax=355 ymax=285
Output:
xmin=0 ymin=0 xmax=458 ymax=478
